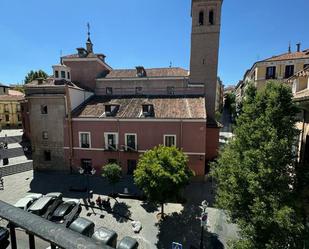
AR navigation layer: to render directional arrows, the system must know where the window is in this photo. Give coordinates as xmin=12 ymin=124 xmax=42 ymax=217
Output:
xmin=3 ymin=88 xmax=6 ymax=93
xmin=61 ymin=71 xmax=66 ymax=79
xmin=125 ymin=134 xmax=137 ymax=151
xmin=67 ymin=72 xmax=70 ymax=79
xmin=164 ymin=135 xmax=176 ymax=147
xmin=16 ymin=104 xmax=21 ymax=112
xmin=106 ymin=87 xmax=113 ymax=95
xmin=44 ymin=150 xmax=51 ymax=161
xmin=135 ymin=87 xmax=143 ymax=95
xmin=105 ymin=105 xmax=119 ymax=117
xmin=41 ymin=105 xmax=48 ymax=114
xmin=4 ymin=104 xmax=9 ymax=112
xmin=304 ymin=64 xmax=309 ymax=69
xmin=285 ymin=65 xmax=294 ymax=78
xmin=42 ymin=131 xmax=48 ymax=140
xmin=104 ymin=133 xmax=118 ymax=151
xmin=167 ymin=87 xmax=175 ymax=95
xmin=17 ymin=114 xmax=21 ymax=122
xmin=142 ymin=104 xmax=154 ymax=117
xmin=199 ymin=11 xmax=204 ymax=26
xmin=55 ymin=70 xmax=59 ymax=78
xmin=266 ymin=66 xmax=276 ymax=79
xmin=209 ymin=10 xmax=214 ymax=25
xmin=5 ymin=115 xmax=9 ymax=122
xmin=79 ymin=132 xmax=91 ymax=148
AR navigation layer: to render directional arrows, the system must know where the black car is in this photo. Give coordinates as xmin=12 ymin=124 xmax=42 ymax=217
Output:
xmin=50 ymin=200 xmax=81 ymax=224
xmin=0 ymin=226 xmax=9 ymax=248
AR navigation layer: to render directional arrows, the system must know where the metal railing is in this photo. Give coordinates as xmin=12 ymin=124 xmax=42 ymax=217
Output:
xmin=0 ymin=200 xmax=113 ymax=249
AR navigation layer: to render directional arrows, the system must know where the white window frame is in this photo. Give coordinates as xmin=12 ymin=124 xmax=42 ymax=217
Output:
xmin=163 ymin=134 xmax=177 ymax=147
xmin=104 ymin=132 xmax=119 ymax=150
xmin=125 ymin=133 xmax=137 ymax=150
xmin=79 ymin=132 xmax=91 ymax=148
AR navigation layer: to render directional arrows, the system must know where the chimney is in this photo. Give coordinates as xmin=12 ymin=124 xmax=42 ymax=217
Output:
xmin=296 ymin=43 xmax=301 ymax=52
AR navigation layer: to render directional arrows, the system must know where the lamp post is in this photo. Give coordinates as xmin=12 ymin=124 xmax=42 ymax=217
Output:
xmin=78 ymin=167 xmax=96 ymax=193
xmin=199 ymin=200 xmax=208 ymax=249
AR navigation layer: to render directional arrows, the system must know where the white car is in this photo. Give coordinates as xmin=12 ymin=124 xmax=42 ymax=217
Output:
xmin=14 ymin=193 xmax=43 ymax=211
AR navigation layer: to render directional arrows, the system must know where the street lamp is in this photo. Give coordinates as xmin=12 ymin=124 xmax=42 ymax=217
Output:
xmin=78 ymin=167 xmax=96 ymax=193
xmin=199 ymin=200 xmax=208 ymax=249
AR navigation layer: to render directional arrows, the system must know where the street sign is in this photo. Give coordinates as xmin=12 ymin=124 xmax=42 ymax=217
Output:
xmin=172 ymin=242 xmax=183 ymax=249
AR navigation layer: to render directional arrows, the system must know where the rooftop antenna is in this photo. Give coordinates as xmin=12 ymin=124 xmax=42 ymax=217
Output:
xmin=288 ymin=41 xmax=291 ymax=53
xmin=169 ymin=61 xmax=172 ymax=68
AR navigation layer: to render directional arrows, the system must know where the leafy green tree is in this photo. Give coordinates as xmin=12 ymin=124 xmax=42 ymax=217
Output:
xmin=102 ymin=163 xmax=122 ymax=193
xmin=225 ymin=92 xmax=236 ymax=120
xmin=134 ymin=145 xmax=193 ymax=217
xmin=211 ymin=81 xmax=306 ymax=249
xmin=24 ymin=70 xmax=48 ymax=84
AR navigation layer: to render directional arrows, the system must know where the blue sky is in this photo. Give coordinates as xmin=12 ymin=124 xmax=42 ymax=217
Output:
xmin=0 ymin=0 xmax=308 ymax=86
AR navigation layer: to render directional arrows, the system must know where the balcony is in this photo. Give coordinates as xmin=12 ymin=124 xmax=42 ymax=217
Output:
xmin=104 ymin=144 xmax=118 ymax=152
xmin=0 ymin=200 xmax=113 ymax=249
xmin=123 ymin=145 xmax=138 ymax=153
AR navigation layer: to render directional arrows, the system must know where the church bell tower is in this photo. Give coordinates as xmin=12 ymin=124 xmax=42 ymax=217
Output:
xmin=189 ymin=0 xmax=223 ymax=120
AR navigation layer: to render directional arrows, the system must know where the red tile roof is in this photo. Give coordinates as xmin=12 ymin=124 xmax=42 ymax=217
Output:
xmin=105 ymin=67 xmax=189 ymax=79
xmin=73 ymin=96 xmax=206 ymax=119
xmin=265 ymin=49 xmax=309 ymax=62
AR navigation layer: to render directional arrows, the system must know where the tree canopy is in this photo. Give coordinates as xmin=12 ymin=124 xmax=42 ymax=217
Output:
xmin=134 ymin=145 xmax=193 ymax=215
xmin=211 ymin=81 xmax=306 ymax=249
xmin=24 ymin=70 xmax=48 ymax=84
xmin=101 ymin=163 xmax=122 ymax=186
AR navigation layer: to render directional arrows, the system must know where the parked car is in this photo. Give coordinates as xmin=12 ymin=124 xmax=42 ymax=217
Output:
xmin=50 ymin=199 xmax=81 ymax=224
xmin=28 ymin=193 xmax=62 ymax=217
xmin=0 ymin=226 xmax=9 ymax=249
xmin=14 ymin=194 xmax=43 ymax=211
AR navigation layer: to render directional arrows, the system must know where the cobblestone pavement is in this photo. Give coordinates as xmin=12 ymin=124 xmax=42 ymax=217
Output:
xmin=0 ymin=171 xmax=238 ymax=249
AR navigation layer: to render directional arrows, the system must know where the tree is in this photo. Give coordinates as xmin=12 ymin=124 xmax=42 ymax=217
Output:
xmin=225 ymin=92 xmax=236 ymax=121
xmin=101 ymin=163 xmax=122 ymax=194
xmin=24 ymin=70 xmax=48 ymax=84
xmin=134 ymin=145 xmax=193 ymax=218
xmin=211 ymin=81 xmax=306 ymax=249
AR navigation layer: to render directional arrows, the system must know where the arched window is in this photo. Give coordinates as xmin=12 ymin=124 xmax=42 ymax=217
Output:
xmin=209 ymin=10 xmax=214 ymax=25
xmin=199 ymin=11 xmax=204 ymax=26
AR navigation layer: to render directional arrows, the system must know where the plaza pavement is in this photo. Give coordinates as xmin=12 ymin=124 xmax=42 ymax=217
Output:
xmin=0 ymin=171 xmax=238 ymax=249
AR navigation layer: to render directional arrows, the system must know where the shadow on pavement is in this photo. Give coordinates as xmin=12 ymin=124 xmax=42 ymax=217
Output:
xmin=112 ymin=202 xmax=132 ymax=223
xmin=28 ymin=171 xmax=141 ymax=199
xmin=156 ymin=204 xmax=224 ymax=249
xmin=140 ymin=201 xmax=159 ymax=213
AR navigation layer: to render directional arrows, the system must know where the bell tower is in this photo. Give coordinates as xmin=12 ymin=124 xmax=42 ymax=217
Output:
xmin=189 ymin=0 xmax=223 ymax=120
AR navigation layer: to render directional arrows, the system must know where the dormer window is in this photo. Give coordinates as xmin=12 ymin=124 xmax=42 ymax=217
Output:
xmin=105 ymin=104 xmax=119 ymax=117
xmin=209 ymin=10 xmax=214 ymax=25
xmin=67 ymin=72 xmax=70 ymax=79
xmin=55 ymin=70 xmax=59 ymax=78
xmin=142 ymin=104 xmax=154 ymax=117
xmin=77 ymin=48 xmax=88 ymax=58
xmin=199 ymin=11 xmax=204 ymax=26
xmin=136 ymin=66 xmax=147 ymax=77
